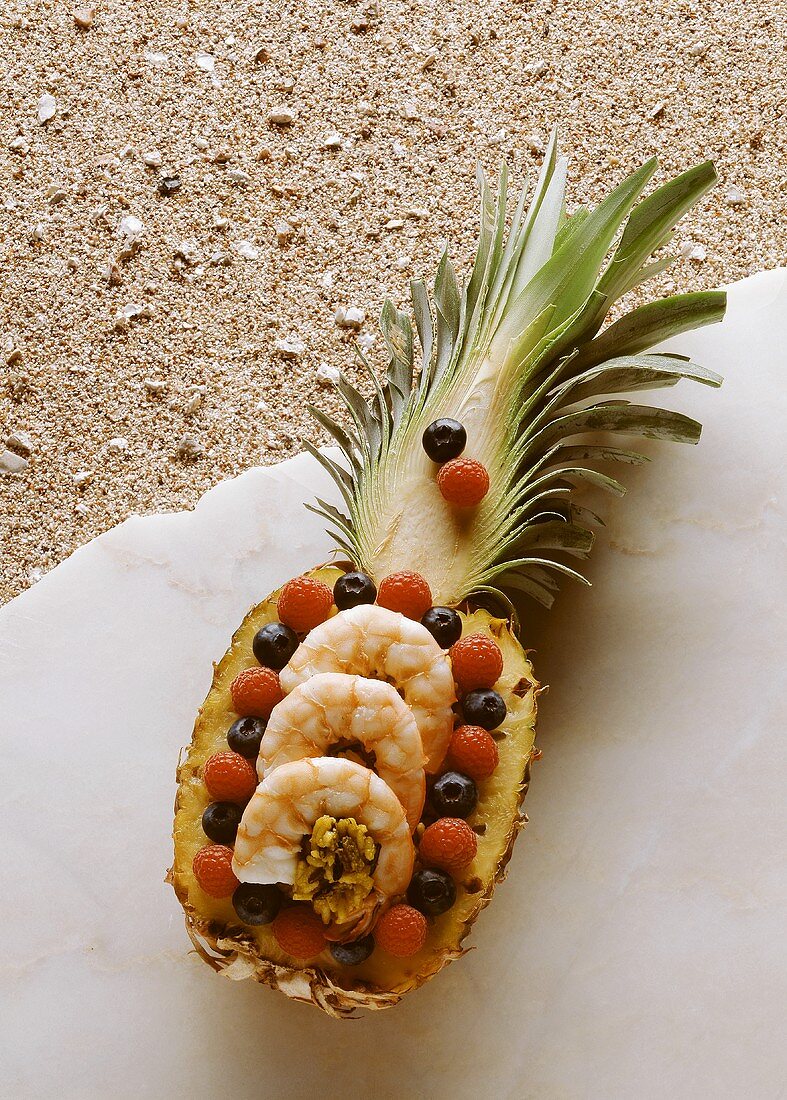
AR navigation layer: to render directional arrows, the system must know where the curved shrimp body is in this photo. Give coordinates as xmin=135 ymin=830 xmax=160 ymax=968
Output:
xmin=258 ymin=672 xmax=426 ymax=830
xmin=233 ymin=757 xmax=414 ymax=937
xmin=280 ymin=604 xmax=456 ymax=772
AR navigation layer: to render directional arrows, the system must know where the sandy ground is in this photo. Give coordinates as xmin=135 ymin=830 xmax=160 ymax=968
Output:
xmin=1 ymin=0 xmax=785 ymax=603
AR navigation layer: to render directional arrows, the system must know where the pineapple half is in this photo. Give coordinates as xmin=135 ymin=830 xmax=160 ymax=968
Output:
xmin=171 ymin=134 xmax=725 ymax=1016
xmin=172 ymin=569 xmax=538 ymax=1015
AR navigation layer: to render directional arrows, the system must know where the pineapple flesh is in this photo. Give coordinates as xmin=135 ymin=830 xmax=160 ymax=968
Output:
xmin=171 ymin=136 xmax=724 ymax=1015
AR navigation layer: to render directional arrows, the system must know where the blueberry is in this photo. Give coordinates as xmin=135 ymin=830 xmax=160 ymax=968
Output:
xmin=422 ymin=418 xmax=467 ymax=463
xmin=330 ymin=935 xmax=375 ymax=966
xmin=232 ymin=883 xmax=282 ymax=926
xmin=430 ymin=771 xmax=478 ymax=819
xmin=252 ymin=622 xmax=298 ymax=670
xmin=421 ymin=606 xmax=462 ymax=648
xmin=227 ymin=716 xmax=266 ymax=758
xmin=202 ymin=801 xmax=243 ymax=844
xmin=333 ymin=570 xmax=377 ymax=610
xmin=407 ymin=868 xmax=456 ymax=916
xmin=461 ymin=688 xmax=507 ymax=730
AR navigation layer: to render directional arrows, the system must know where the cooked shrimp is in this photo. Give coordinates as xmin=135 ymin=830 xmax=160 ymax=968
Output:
xmin=280 ymin=604 xmax=456 ymax=772
xmin=233 ymin=757 xmax=414 ymax=938
xmin=258 ymin=672 xmax=426 ymax=830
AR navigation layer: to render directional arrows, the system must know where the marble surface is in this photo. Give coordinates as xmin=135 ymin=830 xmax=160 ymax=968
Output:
xmin=1 ymin=270 xmax=785 ymax=1099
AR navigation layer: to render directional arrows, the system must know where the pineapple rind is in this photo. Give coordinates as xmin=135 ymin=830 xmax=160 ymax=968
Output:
xmin=171 ymin=567 xmax=538 ymax=1017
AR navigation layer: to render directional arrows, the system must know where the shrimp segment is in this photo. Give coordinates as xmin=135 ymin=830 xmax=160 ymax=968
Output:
xmin=258 ymin=673 xmax=426 ymax=829
xmin=233 ymin=757 xmax=414 ymax=936
xmin=280 ymin=604 xmax=456 ymax=772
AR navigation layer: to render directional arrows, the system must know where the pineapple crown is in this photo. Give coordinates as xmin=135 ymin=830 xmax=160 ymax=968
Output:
xmin=305 ymin=132 xmax=725 ymax=612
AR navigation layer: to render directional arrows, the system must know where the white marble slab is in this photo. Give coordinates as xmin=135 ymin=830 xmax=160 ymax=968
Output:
xmin=0 ymin=270 xmax=785 ymax=1099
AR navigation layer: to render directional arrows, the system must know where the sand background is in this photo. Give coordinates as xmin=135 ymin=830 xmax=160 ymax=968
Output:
xmin=1 ymin=0 xmax=785 ymax=603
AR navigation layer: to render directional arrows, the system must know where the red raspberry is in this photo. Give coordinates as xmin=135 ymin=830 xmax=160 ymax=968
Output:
xmin=437 ymin=458 xmax=490 ymax=508
xmin=230 ymin=666 xmax=283 ymax=718
xmin=203 ymin=751 xmax=258 ymax=802
xmin=374 ymin=904 xmax=428 ymax=957
xmin=448 ymin=724 xmax=499 ymax=780
xmin=419 ymin=817 xmax=478 ymax=873
xmin=272 ymin=906 xmax=327 ymax=958
xmin=377 ymin=571 xmax=432 ymax=620
xmin=277 ymin=575 xmax=334 ymax=633
xmin=192 ymin=844 xmax=239 ymax=898
xmin=450 ymin=632 xmax=504 ymax=691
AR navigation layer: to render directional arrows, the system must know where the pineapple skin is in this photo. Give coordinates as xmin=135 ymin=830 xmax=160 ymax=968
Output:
xmin=170 ymin=567 xmax=539 ymax=1017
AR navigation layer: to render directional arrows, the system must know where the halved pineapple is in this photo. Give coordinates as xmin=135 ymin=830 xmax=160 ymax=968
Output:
xmin=171 ymin=567 xmax=538 ymax=1017
xmin=171 ymin=136 xmax=725 ymax=1015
